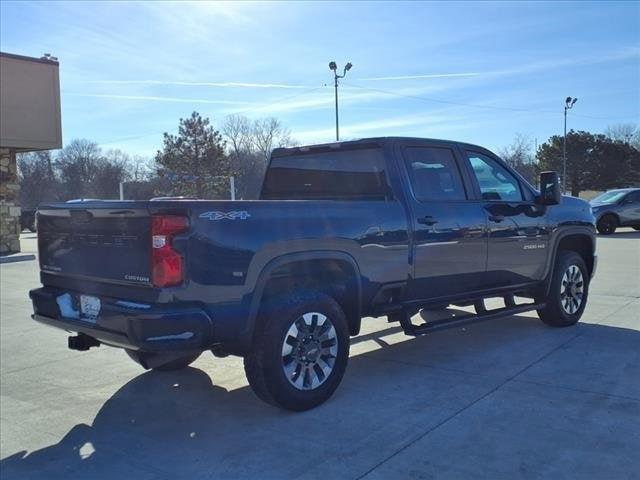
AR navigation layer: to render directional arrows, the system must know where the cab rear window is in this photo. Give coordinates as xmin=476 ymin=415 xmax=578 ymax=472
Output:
xmin=261 ymin=148 xmax=391 ymax=200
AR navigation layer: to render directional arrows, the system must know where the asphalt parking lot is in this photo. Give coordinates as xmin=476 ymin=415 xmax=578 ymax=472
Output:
xmin=1 ymin=230 xmax=638 ymax=479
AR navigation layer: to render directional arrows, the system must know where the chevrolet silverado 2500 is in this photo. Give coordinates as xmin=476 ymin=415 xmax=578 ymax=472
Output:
xmin=30 ymin=137 xmax=596 ymax=410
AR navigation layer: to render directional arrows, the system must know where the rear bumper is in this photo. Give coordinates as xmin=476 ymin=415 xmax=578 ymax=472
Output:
xmin=29 ymin=287 xmax=214 ymax=352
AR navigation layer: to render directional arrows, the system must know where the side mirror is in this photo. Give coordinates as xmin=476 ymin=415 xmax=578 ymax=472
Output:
xmin=537 ymin=171 xmax=561 ymax=205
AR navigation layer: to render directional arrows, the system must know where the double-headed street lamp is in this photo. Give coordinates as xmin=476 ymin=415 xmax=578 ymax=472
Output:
xmin=563 ymin=96 xmax=578 ymax=193
xmin=329 ymin=61 xmax=352 ymax=141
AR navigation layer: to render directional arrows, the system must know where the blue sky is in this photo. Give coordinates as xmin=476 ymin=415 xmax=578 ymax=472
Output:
xmin=1 ymin=1 xmax=639 ymax=156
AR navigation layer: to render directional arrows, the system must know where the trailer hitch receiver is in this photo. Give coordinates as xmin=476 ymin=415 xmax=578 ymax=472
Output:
xmin=68 ymin=333 xmax=101 ymax=351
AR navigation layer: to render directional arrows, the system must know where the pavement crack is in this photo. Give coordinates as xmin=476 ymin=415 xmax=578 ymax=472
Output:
xmin=510 ymin=378 xmax=640 ymax=402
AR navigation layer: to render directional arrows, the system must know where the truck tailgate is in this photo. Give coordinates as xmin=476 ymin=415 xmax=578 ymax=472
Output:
xmin=38 ymin=203 xmax=152 ymax=286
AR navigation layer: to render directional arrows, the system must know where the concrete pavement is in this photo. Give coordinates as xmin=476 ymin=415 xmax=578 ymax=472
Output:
xmin=1 ymin=230 xmax=638 ymax=479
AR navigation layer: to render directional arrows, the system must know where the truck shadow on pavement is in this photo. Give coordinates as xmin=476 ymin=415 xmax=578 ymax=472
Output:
xmin=2 ymin=315 xmax=639 ymax=479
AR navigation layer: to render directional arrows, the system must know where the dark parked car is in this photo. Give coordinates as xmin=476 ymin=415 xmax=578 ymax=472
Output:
xmin=590 ymin=188 xmax=640 ymax=234
xmin=30 ymin=137 xmax=596 ymax=410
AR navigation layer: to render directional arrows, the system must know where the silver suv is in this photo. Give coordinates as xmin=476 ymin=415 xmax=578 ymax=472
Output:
xmin=590 ymin=188 xmax=640 ymax=234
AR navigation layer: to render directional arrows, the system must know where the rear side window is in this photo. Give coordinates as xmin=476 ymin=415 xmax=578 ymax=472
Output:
xmin=261 ymin=148 xmax=390 ymax=200
xmin=403 ymin=147 xmax=467 ymax=201
xmin=465 ymin=151 xmax=523 ymax=202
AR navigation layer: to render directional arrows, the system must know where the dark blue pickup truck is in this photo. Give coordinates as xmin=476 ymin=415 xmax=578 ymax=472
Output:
xmin=30 ymin=137 xmax=597 ymax=410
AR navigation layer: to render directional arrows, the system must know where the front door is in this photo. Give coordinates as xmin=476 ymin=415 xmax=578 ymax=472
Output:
xmin=619 ymin=190 xmax=640 ymax=226
xmin=463 ymin=150 xmax=550 ymax=287
xmin=401 ymin=144 xmax=488 ymax=300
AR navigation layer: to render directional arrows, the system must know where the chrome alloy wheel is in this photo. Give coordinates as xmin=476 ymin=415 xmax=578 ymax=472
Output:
xmin=560 ymin=265 xmax=584 ymax=315
xmin=281 ymin=312 xmax=338 ymax=390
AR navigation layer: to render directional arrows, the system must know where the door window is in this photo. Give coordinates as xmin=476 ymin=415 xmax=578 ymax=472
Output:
xmin=466 ymin=152 xmax=523 ymax=202
xmin=623 ymin=191 xmax=640 ymax=203
xmin=403 ymin=147 xmax=466 ymax=202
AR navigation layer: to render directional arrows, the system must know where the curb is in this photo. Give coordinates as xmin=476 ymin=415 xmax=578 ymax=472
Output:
xmin=0 ymin=254 xmax=36 ymax=264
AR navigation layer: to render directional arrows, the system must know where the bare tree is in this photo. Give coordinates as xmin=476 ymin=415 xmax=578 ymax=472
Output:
xmin=251 ymin=117 xmax=293 ymax=161
xmin=499 ymin=133 xmax=538 ymax=185
xmin=18 ymin=151 xmax=61 ymax=208
xmin=55 ymin=139 xmax=105 ymax=198
xmin=54 ymin=140 xmax=130 ymax=200
xmin=221 ymin=115 xmax=297 ymax=199
xmin=605 ymin=123 xmax=640 ymax=149
xmin=221 ymin=114 xmax=252 ymax=158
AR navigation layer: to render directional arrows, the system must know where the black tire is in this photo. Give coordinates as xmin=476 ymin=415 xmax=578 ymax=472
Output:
xmin=126 ymin=350 xmax=201 ymax=371
xmin=597 ymin=214 xmax=618 ymax=235
xmin=633 ymin=226 xmax=640 ymax=231
xmin=244 ymin=291 xmax=350 ymax=411
xmin=537 ymin=251 xmax=589 ymax=327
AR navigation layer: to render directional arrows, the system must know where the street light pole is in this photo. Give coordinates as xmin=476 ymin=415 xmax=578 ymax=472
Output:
xmin=334 ymin=73 xmax=339 ymax=142
xmin=329 ymin=61 xmax=352 ymax=141
xmin=562 ymin=96 xmax=578 ymax=194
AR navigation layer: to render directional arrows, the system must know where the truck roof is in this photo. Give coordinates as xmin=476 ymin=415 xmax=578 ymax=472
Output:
xmin=272 ymin=136 xmax=490 ymax=157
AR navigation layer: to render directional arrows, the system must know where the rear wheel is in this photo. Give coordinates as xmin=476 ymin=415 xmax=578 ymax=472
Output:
xmin=244 ymin=291 xmax=350 ymax=411
xmin=126 ymin=350 xmax=201 ymax=371
xmin=537 ymin=251 xmax=589 ymax=327
xmin=597 ymin=214 xmax=618 ymax=235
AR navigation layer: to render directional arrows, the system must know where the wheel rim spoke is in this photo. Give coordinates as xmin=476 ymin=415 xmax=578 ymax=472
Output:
xmin=560 ymin=264 xmax=585 ymax=315
xmin=281 ymin=311 xmax=338 ymax=391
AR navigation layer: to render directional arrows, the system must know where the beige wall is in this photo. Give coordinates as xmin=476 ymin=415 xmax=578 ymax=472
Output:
xmin=0 ymin=52 xmax=62 ymax=151
xmin=0 ymin=52 xmax=62 ymax=254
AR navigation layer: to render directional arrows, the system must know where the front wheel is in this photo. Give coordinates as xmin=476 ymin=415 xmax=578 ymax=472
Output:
xmin=537 ymin=251 xmax=589 ymax=327
xmin=244 ymin=291 xmax=350 ymax=411
xmin=597 ymin=214 xmax=618 ymax=235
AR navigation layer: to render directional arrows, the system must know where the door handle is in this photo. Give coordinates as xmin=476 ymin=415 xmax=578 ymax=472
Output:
xmin=418 ymin=215 xmax=438 ymax=226
xmin=488 ymin=214 xmax=505 ymax=223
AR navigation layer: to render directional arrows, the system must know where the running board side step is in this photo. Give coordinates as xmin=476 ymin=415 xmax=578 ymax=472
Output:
xmin=399 ymin=302 xmax=546 ymax=336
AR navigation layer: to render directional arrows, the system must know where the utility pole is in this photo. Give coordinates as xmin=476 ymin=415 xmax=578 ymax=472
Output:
xmin=563 ymin=96 xmax=578 ymax=194
xmin=229 ymin=176 xmax=236 ymax=201
xmin=329 ymin=61 xmax=352 ymax=141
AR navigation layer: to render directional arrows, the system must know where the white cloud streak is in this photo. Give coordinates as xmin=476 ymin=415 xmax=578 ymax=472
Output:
xmin=66 ymin=93 xmax=256 ymax=105
xmin=359 ymin=72 xmax=482 ymax=81
xmin=82 ymin=80 xmax=312 ymax=89
xmin=293 ymin=111 xmax=467 ymax=144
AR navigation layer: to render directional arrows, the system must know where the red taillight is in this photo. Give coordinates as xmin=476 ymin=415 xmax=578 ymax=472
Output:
xmin=151 ymin=215 xmax=188 ymax=287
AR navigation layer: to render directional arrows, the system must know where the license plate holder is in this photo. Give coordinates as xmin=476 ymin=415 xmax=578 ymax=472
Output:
xmin=80 ymin=295 xmax=101 ymax=322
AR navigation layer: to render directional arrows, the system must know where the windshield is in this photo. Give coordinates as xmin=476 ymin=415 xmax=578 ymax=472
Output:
xmin=590 ymin=191 xmax=627 ymax=204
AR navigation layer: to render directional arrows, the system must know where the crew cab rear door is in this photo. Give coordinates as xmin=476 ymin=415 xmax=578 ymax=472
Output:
xmin=399 ymin=141 xmax=488 ymax=299
xmin=461 ymin=149 xmax=550 ymax=287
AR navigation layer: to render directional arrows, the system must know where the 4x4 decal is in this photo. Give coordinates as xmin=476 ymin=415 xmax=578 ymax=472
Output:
xmin=199 ymin=211 xmax=251 ymax=221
